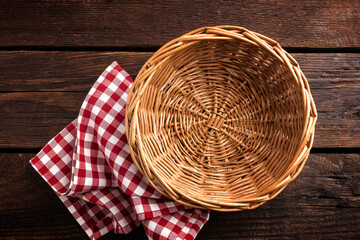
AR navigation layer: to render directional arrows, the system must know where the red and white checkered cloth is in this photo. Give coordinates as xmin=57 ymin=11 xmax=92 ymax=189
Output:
xmin=30 ymin=62 xmax=210 ymax=240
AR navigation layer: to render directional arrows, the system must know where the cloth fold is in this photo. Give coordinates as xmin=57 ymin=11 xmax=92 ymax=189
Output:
xmin=30 ymin=62 xmax=209 ymax=240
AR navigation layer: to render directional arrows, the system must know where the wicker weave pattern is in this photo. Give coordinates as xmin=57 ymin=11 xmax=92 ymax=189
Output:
xmin=126 ymin=26 xmax=317 ymax=211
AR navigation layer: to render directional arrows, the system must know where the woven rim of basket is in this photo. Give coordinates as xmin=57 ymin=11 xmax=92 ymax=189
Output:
xmin=125 ymin=25 xmax=317 ymax=211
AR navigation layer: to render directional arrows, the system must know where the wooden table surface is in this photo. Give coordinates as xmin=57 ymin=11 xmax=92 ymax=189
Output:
xmin=0 ymin=1 xmax=359 ymax=239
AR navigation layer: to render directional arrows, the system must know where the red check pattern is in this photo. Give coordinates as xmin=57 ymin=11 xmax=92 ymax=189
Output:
xmin=30 ymin=62 xmax=209 ymax=240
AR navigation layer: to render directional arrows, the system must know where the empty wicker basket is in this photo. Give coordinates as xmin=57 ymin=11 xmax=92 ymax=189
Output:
xmin=126 ymin=26 xmax=317 ymax=211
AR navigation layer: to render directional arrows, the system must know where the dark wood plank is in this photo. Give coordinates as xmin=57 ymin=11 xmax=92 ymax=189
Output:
xmin=294 ymin=53 xmax=360 ymax=149
xmin=0 ymin=0 xmax=359 ymax=48
xmin=0 ymin=153 xmax=359 ymax=239
xmin=0 ymin=52 xmax=359 ymax=148
xmin=0 ymin=51 xmax=149 ymax=92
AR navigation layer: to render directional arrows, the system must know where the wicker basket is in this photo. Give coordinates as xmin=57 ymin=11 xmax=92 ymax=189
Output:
xmin=126 ymin=26 xmax=317 ymax=211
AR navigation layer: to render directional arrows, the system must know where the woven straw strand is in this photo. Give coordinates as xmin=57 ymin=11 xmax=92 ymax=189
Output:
xmin=126 ymin=26 xmax=317 ymax=211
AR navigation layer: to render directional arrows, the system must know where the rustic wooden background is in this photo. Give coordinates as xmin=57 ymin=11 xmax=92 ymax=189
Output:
xmin=0 ymin=0 xmax=359 ymax=239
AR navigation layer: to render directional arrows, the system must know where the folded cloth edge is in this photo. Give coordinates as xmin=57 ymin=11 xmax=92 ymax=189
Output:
xmin=29 ymin=61 xmax=210 ymax=240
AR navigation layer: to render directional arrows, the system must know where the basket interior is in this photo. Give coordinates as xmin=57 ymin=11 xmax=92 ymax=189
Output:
xmin=136 ymin=39 xmax=306 ymax=203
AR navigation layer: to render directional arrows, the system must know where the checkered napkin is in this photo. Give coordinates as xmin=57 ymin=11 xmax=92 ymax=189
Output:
xmin=30 ymin=62 xmax=210 ymax=240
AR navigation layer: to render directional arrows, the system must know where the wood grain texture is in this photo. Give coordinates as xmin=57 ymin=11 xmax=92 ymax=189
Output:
xmin=0 ymin=52 xmax=359 ymax=148
xmin=0 ymin=153 xmax=359 ymax=239
xmin=0 ymin=0 xmax=359 ymax=48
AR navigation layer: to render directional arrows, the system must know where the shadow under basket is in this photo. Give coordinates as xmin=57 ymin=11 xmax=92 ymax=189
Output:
xmin=126 ymin=25 xmax=317 ymax=211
